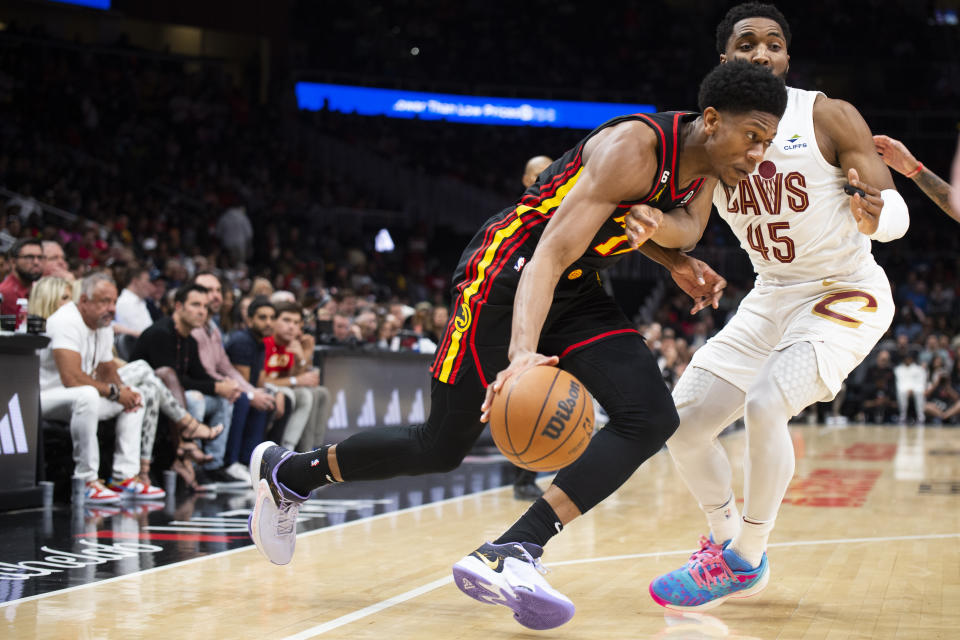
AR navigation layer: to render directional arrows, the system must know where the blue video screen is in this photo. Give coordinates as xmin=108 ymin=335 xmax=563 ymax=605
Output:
xmin=49 ymin=0 xmax=111 ymax=8
xmin=295 ymin=82 xmax=655 ymax=130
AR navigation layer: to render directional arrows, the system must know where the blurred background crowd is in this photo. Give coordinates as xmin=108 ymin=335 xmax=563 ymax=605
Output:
xmin=0 ymin=0 xmax=958 ymax=499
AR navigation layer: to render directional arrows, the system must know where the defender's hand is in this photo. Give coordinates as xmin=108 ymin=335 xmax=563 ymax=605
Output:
xmin=847 ymin=168 xmax=884 ymax=236
xmin=480 ymin=351 xmax=560 ymax=423
xmin=873 ymin=135 xmax=919 ymax=177
xmin=670 ymin=255 xmax=727 ymax=314
xmin=625 ymin=205 xmax=664 ymax=249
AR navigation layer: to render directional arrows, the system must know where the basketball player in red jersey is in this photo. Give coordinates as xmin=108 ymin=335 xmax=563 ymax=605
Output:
xmin=640 ymin=2 xmax=909 ymax=611
xmin=247 ymin=62 xmax=786 ymax=630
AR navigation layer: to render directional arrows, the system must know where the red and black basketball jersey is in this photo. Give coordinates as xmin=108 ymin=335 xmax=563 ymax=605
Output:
xmin=433 ymin=111 xmax=704 ymax=384
xmin=520 ymin=111 xmax=705 ymax=269
xmin=451 ymin=110 xmax=705 ymax=286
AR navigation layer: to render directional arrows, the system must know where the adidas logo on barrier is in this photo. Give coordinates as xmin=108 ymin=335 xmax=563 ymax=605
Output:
xmin=384 ymin=390 xmax=402 ymax=426
xmin=0 ymin=393 xmax=29 ymax=456
xmin=357 ymin=390 xmax=376 ymax=427
xmin=407 ymin=388 xmax=425 ymax=423
xmin=327 ymin=390 xmax=348 ymax=430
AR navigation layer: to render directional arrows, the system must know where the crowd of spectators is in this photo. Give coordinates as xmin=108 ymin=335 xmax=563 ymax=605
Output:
xmin=1 ymin=18 xmax=959 ymax=504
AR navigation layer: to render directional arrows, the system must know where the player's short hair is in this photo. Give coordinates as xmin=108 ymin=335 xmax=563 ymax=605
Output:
xmin=715 ymin=2 xmax=792 ymax=55
xmin=698 ymin=60 xmax=787 ymax=118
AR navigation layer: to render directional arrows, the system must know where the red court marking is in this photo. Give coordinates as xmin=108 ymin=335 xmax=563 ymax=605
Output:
xmin=821 ymin=443 xmax=897 ymax=461
xmin=781 ymin=469 xmax=882 ymax=507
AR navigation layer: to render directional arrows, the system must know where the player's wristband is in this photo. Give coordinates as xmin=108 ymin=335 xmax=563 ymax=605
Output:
xmin=869 ymin=189 xmax=910 ymax=242
xmin=905 ymin=162 xmax=924 ymax=179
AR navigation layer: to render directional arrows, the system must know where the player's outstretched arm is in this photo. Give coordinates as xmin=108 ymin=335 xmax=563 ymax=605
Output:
xmin=816 ymin=97 xmax=906 ymax=240
xmin=873 ymin=134 xmax=958 ymax=223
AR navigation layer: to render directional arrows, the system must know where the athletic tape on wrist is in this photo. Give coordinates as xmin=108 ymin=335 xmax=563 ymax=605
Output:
xmin=869 ymin=189 xmax=909 ymax=242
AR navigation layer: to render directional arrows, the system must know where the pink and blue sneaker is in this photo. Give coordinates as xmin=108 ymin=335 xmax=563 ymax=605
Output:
xmin=649 ymin=539 xmax=769 ymax=611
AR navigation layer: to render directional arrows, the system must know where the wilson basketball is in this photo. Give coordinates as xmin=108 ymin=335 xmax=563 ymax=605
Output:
xmin=489 ymin=366 xmax=594 ymax=472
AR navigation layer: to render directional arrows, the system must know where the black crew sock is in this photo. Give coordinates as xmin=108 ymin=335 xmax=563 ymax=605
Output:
xmin=276 ymin=446 xmax=337 ymax=495
xmin=493 ymin=497 xmax=563 ymax=547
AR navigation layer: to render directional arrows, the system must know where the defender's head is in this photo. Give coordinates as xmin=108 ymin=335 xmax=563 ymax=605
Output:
xmin=717 ymin=2 xmax=791 ymax=78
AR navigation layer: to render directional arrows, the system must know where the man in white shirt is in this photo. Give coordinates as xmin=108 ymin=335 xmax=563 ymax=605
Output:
xmin=114 ymin=266 xmax=155 ymax=337
xmin=894 ymin=350 xmax=927 ymax=425
xmin=40 ymin=272 xmax=161 ymax=503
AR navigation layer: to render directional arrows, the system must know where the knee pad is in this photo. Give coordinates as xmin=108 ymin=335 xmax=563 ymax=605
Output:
xmin=770 ymin=342 xmax=830 ymax=416
xmin=672 ymin=366 xmax=717 ymax=409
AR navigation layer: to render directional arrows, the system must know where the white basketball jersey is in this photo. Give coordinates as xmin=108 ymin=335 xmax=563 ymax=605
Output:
xmin=712 ymin=86 xmax=876 ymax=285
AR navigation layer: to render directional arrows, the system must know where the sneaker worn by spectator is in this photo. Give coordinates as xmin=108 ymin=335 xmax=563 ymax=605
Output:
xmin=85 ymin=480 xmax=122 ymax=504
xmin=108 ymin=476 xmax=166 ymax=499
xmin=223 ymin=462 xmax=252 ymax=483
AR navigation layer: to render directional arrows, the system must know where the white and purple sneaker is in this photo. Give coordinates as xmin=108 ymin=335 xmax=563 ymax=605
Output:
xmin=453 ymin=541 xmax=575 ymax=630
xmin=247 ymin=441 xmax=309 ymax=565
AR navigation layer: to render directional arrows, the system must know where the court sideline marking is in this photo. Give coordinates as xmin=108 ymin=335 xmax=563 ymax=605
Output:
xmin=0 ymin=481 xmax=520 ymax=609
xmin=280 ymin=532 xmax=960 ymax=639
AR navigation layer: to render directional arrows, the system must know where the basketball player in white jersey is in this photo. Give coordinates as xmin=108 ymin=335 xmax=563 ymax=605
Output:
xmin=639 ymin=2 xmax=910 ymax=611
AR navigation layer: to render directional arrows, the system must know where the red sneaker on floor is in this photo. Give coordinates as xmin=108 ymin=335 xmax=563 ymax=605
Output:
xmin=108 ymin=476 xmax=167 ymax=500
xmin=84 ymin=479 xmax=122 ymax=504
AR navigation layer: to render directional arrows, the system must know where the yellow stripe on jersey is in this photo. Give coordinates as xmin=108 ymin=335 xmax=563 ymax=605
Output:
xmin=515 ymin=167 xmax=584 ymax=218
xmin=437 ymin=216 xmax=526 ymax=383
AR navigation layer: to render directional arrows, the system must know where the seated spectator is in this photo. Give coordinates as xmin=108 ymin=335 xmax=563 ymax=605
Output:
xmin=319 ymin=311 xmax=360 ymax=347
xmin=30 ymin=273 xmax=215 ymax=491
xmin=924 ymin=356 xmax=960 ymax=424
xmin=376 ymin=312 xmax=403 ymax=351
xmin=131 ymin=284 xmax=231 ymax=491
xmin=191 ymin=271 xmax=276 ymax=483
xmin=263 ymin=301 xmax=330 ymax=452
xmin=353 ymin=309 xmax=379 ymax=345
xmin=894 ymin=350 xmax=926 ymax=424
xmin=430 ymin=305 xmax=449 ymax=344
xmin=1 ymin=238 xmax=43 ymax=320
xmin=28 ymin=276 xmax=75 ymax=318
xmin=861 ymin=350 xmax=898 ymax=424
xmin=38 ymin=273 xmax=162 ymax=502
xmin=114 ymin=266 xmax=155 ymax=337
xmin=225 ymin=297 xmax=277 ymax=467
xmin=41 ymin=240 xmax=74 ymax=281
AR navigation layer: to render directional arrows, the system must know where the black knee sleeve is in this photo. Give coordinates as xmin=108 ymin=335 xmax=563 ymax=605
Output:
xmin=553 ymin=392 xmax=678 ymax=515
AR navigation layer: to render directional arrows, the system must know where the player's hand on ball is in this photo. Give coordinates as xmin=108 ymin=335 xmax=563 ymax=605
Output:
xmin=480 ymin=351 xmax=560 ymax=422
xmin=847 ymin=168 xmax=884 ymax=236
xmin=670 ymin=255 xmax=726 ymax=314
xmin=625 ymin=205 xmax=663 ymax=249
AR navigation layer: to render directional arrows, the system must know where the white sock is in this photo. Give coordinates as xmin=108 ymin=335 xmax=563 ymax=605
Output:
xmin=704 ymin=493 xmax=740 ymax=544
xmin=729 ymin=517 xmax=774 ymax=568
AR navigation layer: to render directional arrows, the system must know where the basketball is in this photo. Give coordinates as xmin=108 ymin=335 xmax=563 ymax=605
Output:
xmin=489 ymin=365 xmax=594 ymax=472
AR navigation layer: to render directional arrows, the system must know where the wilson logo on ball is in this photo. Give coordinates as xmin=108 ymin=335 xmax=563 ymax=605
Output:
xmin=541 ymin=380 xmax=581 ymax=439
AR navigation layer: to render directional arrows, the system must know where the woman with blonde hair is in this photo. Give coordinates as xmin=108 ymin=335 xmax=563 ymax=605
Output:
xmin=28 ymin=276 xmax=75 ymax=319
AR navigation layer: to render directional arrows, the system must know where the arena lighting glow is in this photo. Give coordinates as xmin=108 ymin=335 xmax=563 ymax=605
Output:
xmin=295 ymin=82 xmax=655 ymax=129
xmin=48 ymin=0 xmax=111 ymax=8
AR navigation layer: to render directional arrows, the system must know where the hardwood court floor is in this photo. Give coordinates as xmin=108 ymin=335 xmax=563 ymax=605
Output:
xmin=4 ymin=424 xmax=959 ymax=639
